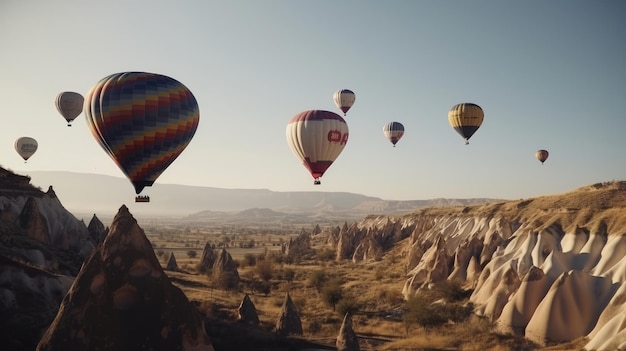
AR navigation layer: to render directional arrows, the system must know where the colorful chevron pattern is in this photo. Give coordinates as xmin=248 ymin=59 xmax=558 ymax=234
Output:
xmin=84 ymin=72 xmax=200 ymax=194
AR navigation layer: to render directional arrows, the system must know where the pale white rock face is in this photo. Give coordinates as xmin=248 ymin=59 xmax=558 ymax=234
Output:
xmin=351 ymin=194 xmax=626 ymax=348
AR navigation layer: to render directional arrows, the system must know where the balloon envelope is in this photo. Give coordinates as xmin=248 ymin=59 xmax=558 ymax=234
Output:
xmin=286 ymin=110 xmax=349 ymax=184
xmin=15 ymin=137 xmax=38 ymax=161
xmin=84 ymin=72 xmax=200 ymax=194
xmin=536 ymin=149 xmax=549 ymax=164
xmin=448 ymin=103 xmax=484 ymax=144
xmin=333 ymin=89 xmax=355 ymax=116
xmin=383 ymin=122 xmax=405 ymax=146
xmin=55 ymin=91 xmax=84 ymax=126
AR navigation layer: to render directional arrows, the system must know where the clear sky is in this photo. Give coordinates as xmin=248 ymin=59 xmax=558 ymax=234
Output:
xmin=1 ymin=1 xmax=625 ymax=201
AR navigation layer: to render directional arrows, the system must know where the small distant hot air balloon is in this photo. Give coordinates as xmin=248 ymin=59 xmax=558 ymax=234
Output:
xmin=383 ymin=122 xmax=405 ymax=147
xmin=536 ymin=149 xmax=549 ymax=164
xmin=286 ymin=110 xmax=349 ymax=185
xmin=333 ymin=89 xmax=355 ymax=116
xmin=55 ymin=91 xmax=84 ymax=126
xmin=448 ymin=103 xmax=484 ymax=144
xmin=84 ymin=72 xmax=200 ymax=202
xmin=15 ymin=137 xmax=38 ymax=162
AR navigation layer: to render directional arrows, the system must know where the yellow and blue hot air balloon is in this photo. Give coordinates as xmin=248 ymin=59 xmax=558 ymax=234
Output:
xmin=286 ymin=110 xmax=349 ymax=185
xmin=333 ymin=89 xmax=356 ymax=116
xmin=383 ymin=121 xmax=405 ymax=147
xmin=448 ymin=103 xmax=484 ymax=144
xmin=83 ymin=72 xmax=200 ymax=202
xmin=55 ymin=91 xmax=84 ymax=127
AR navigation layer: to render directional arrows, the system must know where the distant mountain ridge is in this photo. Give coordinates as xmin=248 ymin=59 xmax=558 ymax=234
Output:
xmin=20 ymin=170 xmax=501 ymax=219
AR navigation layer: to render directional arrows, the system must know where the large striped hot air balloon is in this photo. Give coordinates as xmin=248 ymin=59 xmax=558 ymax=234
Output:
xmin=383 ymin=121 xmax=405 ymax=147
xmin=84 ymin=72 xmax=200 ymax=201
xmin=15 ymin=137 xmax=38 ymax=162
xmin=448 ymin=103 xmax=484 ymax=144
xmin=286 ymin=110 xmax=349 ymax=185
xmin=333 ymin=89 xmax=355 ymax=116
xmin=536 ymin=149 xmax=549 ymax=164
xmin=55 ymin=91 xmax=84 ymax=126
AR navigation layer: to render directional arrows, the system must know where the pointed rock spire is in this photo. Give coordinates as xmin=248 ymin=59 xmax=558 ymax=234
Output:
xmin=336 ymin=312 xmax=360 ymax=351
xmin=36 ymin=205 xmax=214 ymax=351
xmin=275 ymin=293 xmax=302 ymax=336
xmin=167 ymin=252 xmax=179 ymax=271
xmin=238 ymin=294 xmax=260 ymax=326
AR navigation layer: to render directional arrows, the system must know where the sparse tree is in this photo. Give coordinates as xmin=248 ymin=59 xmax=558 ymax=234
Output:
xmin=308 ymin=269 xmax=329 ymax=293
xmin=255 ymin=258 xmax=274 ymax=283
xmin=187 ymin=250 xmax=197 ymax=259
xmin=321 ymin=279 xmax=343 ymax=311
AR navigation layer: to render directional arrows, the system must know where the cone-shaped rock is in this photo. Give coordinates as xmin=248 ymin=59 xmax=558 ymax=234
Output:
xmin=237 ymin=294 xmax=260 ymax=326
xmin=167 ymin=252 xmax=179 ymax=271
xmin=36 ymin=205 xmax=214 ymax=351
xmin=87 ymin=214 xmax=107 ymax=245
xmin=199 ymin=242 xmax=216 ymax=273
xmin=275 ymin=293 xmax=302 ymax=336
xmin=336 ymin=312 xmax=360 ymax=351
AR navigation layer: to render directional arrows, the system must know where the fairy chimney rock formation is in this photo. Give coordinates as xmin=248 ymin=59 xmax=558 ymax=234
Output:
xmin=87 ymin=214 xmax=107 ymax=246
xmin=336 ymin=312 xmax=360 ymax=351
xmin=166 ymin=252 xmax=179 ymax=270
xmin=212 ymin=249 xmax=240 ymax=282
xmin=275 ymin=293 xmax=303 ymax=336
xmin=237 ymin=294 xmax=260 ymax=326
xmin=36 ymin=205 xmax=214 ymax=351
xmin=199 ymin=243 xmax=216 ymax=273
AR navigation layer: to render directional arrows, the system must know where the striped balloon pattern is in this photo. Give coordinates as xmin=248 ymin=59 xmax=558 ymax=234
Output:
xmin=448 ymin=103 xmax=484 ymax=144
xmin=84 ymin=72 xmax=200 ymax=194
xmin=383 ymin=121 xmax=405 ymax=147
xmin=286 ymin=110 xmax=349 ymax=184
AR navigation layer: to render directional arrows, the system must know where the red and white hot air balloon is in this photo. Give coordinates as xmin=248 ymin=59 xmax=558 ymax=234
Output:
xmin=286 ymin=110 xmax=349 ymax=185
xmin=333 ymin=89 xmax=355 ymax=116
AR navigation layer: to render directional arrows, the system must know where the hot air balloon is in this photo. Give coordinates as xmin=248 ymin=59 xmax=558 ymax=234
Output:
xmin=55 ymin=91 xmax=84 ymax=126
xmin=448 ymin=103 xmax=484 ymax=144
xmin=536 ymin=149 xmax=549 ymax=164
xmin=84 ymin=72 xmax=200 ymax=202
xmin=286 ymin=110 xmax=349 ymax=185
xmin=15 ymin=137 xmax=38 ymax=162
xmin=333 ymin=89 xmax=355 ymax=116
xmin=383 ymin=122 xmax=405 ymax=147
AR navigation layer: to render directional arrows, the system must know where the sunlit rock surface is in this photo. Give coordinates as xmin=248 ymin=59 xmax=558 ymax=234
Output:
xmin=333 ymin=181 xmax=626 ymax=347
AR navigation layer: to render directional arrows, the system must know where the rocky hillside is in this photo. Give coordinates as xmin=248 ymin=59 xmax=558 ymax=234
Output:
xmin=330 ymin=180 xmax=626 ymax=348
xmin=0 ymin=168 xmax=107 ymax=350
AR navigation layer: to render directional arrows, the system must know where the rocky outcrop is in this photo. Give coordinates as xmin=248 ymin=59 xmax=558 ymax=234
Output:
xmin=199 ymin=242 xmax=216 ymax=273
xmin=285 ymin=229 xmax=312 ymax=257
xmin=212 ymin=249 xmax=240 ymax=284
xmin=19 ymin=197 xmax=52 ymax=245
xmin=336 ymin=312 xmax=360 ymax=351
xmin=167 ymin=252 xmax=179 ymax=271
xmin=36 ymin=205 xmax=214 ymax=351
xmin=87 ymin=214 xmax=107 ymax=246
xmin=350 ymin=181 xmax=626 ymax=347
xmin=237 ymin=294 xmax=259 ymax=326
xmin=275 ymin=293 xmax=302 ymax=336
